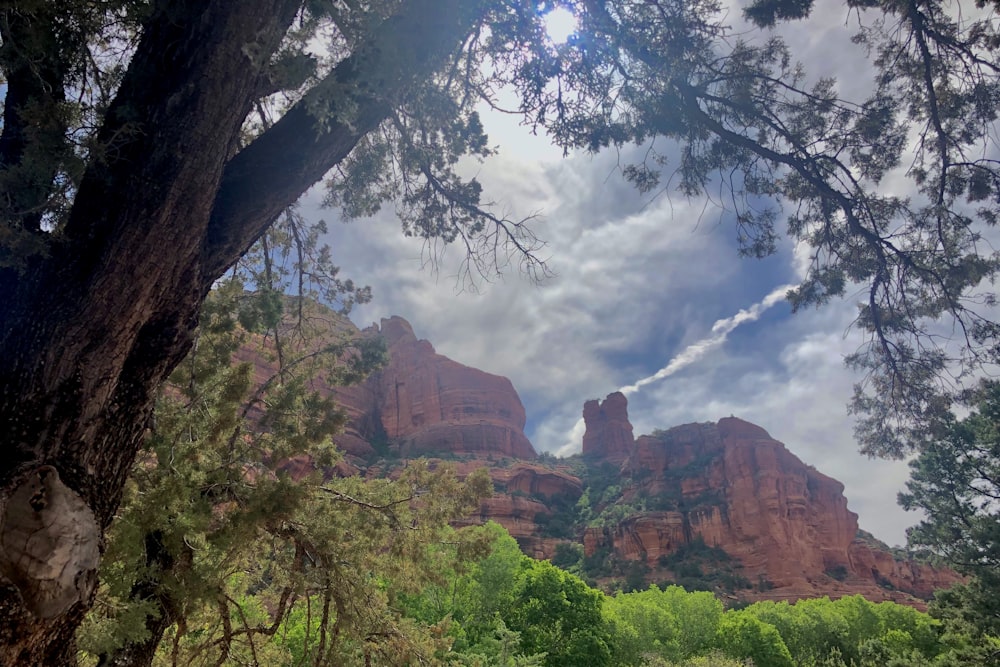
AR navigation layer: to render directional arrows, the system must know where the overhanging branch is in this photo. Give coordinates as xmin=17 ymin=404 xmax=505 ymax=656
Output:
xmin=202 ymin=0 xmax=486 ymax=282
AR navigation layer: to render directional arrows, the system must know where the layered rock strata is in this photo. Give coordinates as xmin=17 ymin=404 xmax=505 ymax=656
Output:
xmin=581 ymin=393 xmax=961 ymax=604
xmin=582 ymin=391 xmax=634 ymax=463
xmin=237 ymin=311 xmax=958 ymax=606
xmin=347 ymin=316 xmax=536 ymax=460
xmin=237 ymin=314 xmax=536 ymax=461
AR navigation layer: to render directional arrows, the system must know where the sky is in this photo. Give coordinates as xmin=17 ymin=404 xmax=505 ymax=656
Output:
xmin=303 ymin=4 xmax=926 ymax=548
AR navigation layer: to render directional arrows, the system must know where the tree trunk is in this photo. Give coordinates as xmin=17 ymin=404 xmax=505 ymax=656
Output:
xmin=0 ymin=0 xmax=482 ymax=661
xmin=95 ymin=531 xmax=184 ymax=667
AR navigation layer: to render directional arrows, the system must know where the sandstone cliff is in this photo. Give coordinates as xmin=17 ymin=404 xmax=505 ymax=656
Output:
xmin=237 ymin=313 xmax=536 ymax=461
xmin=581 ymin=392 xmax=633 ymax=463
xmin=578 ymin=393 xmax=961 ymax=605
xmin=358 ymin=316 xmax=536 ymax=460
xmin=449 ymin=461 xmax=584 ymax=559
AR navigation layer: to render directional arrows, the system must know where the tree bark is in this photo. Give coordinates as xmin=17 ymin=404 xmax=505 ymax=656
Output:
xmin=0 ymin=0 xmax=482 ymax=661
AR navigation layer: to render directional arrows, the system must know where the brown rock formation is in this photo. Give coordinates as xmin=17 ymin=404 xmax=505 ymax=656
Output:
xmin=359 ymin=316 xmax=536 ymax=460
xmin=449 ymin=461 xmax=583 ymax=560
xmin=847 ymin=534 xmax=960 ymax=601
xmin=582 ymin=395 xmax=960 ymax=605
xmin=235 ymin=308 xmax=958 ymax=607
xmin=582 ymin=392 xmax=634 ymax=463
xmin=506 ymin=464 xmax=583 ymax=499
xmin=236 ymin=312 xmax=536 ymax=462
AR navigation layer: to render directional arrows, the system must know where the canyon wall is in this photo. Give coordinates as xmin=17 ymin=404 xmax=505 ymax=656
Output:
xmin=580 ymin=393 xmax=961 ymax=605
xmin=361 ymin=316 xmax=536 ymax=460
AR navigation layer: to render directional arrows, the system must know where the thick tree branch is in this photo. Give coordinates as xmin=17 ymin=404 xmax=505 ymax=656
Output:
xmin=906 ymin=0 xmax=951 ymax=206
xmin=203 ymin=0 xmax=486 ymax=282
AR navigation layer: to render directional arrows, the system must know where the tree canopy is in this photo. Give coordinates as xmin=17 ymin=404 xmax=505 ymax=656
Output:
xmin=2 ymin=0 xmax=1000 ymax=659
xmin=899 ymin=380 xmax=1000 ymax=645
xmin=393 ymin=534 xmax=991 ymax=667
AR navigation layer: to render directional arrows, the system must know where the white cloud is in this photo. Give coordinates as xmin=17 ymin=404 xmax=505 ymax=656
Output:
xmin=306 ymin=13 xmax=936 ymax=548
xmin=315 ymin=151 xmax=918 ymax=546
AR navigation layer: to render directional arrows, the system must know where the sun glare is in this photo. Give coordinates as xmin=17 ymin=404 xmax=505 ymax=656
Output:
xmin=543 ymin=6 xmax=577 ymax=45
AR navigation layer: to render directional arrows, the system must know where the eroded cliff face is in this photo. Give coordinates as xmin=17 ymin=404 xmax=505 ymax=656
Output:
xmin=346 ymin=316 xmax=536 ymax=460
xmin=449 ymin=461 xmax=584 ymax=559
xmin=239 ymin=314 xmax=537 ymax=461
xmin=236 ymin=311 xmax=569 ymax=555
xmin=579 ymin=393 xmax=960 ymax=605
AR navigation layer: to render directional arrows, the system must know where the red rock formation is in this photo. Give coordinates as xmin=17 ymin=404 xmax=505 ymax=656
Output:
xmin=847 ymin=535 xmax=960 ymax=602
xmin=582 ymin=392 xmax=634 ymax=463
xmin=448 ymin=461 xmax=583 ymax=560
xmin=234 ymin=308 xmax=958 ymax=606
xmin=236 ymin=313 xmax=536 ymax=461
xmin=506 ymin=464 xmax=583 ymax=498
xmin=584 ymin=399 xmax=960 ymax=605
xmin=360 ymin=316 xmax=536 ymax=459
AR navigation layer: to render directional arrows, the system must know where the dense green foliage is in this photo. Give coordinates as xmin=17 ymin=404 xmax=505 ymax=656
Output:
xmin=901 ymin=382 xmax=1000 ymax=605
xmin=388 ymin=522 xmax=998 ymax=667
xmin=77 ymin=281 xmax=493 ymax=666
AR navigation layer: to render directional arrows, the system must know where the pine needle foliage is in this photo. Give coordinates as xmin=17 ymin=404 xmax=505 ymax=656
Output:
xmin=77 ymin=279 xmax=492 ymax=666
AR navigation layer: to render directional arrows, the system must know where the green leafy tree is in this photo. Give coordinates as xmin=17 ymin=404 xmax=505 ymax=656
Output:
xmin=647 ymin=585 xmax=725 ymax=657
xmin=506 ymin=560 xmax=614 ymax=667
xmin=669 ymin=654 xmax=753 ymax=667
xmin=929 ymin=582 xmax=1000 ymax=662
xmin=396 ymin=522 xmax=557 ymax=666
xmin=716 ymin=613 xmax=794 ymax=667
xmin=826 ymin=595 xmax=881 ymax=665
xmin=898 ymin=380 xmax=1000 ymax=662
xmin=900 ymin=381 xmax=1000 ymax=628
xmin=457 ymin=524 xmax=529 ymax=641
xmin=451 ymin=618 xmax=547 ymax=667
xmin=410 ymin=523 xmax=616 ymax=667
xmin=3 ymin=0 xmax=1000 ymax=657
xmin=740 ymin=599 xmax=835 ymax=664
xmin=739 ymin=595 xmax=947 ymax=666
xmin=604 ymin=588 xmax=683 ymax=665
xmin=550 ymin=542 xmax=584 ymax=571
xmin=872 ymin=600 xmax=943 ymax=660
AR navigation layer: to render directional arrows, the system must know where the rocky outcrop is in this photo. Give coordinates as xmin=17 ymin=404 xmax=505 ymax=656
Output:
xmin=347 ymin=317 xmax=536 ymax=460
xmin=847 ymin=535 xmax=961 ymax=601
xmin=506 ymin=464 xmax=583 ymax=498
xmin=582 ymin=392 xmax=634 ymax=463
xmin=450 ymin=462 xmax=584 ymax=560
xmin=237 ymin=313 xmax=536 ymax=462
xmin=581 ymin=395 xmax=961 ymax=605
xmin=237 ymin=308 xmax=958 ymax=607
